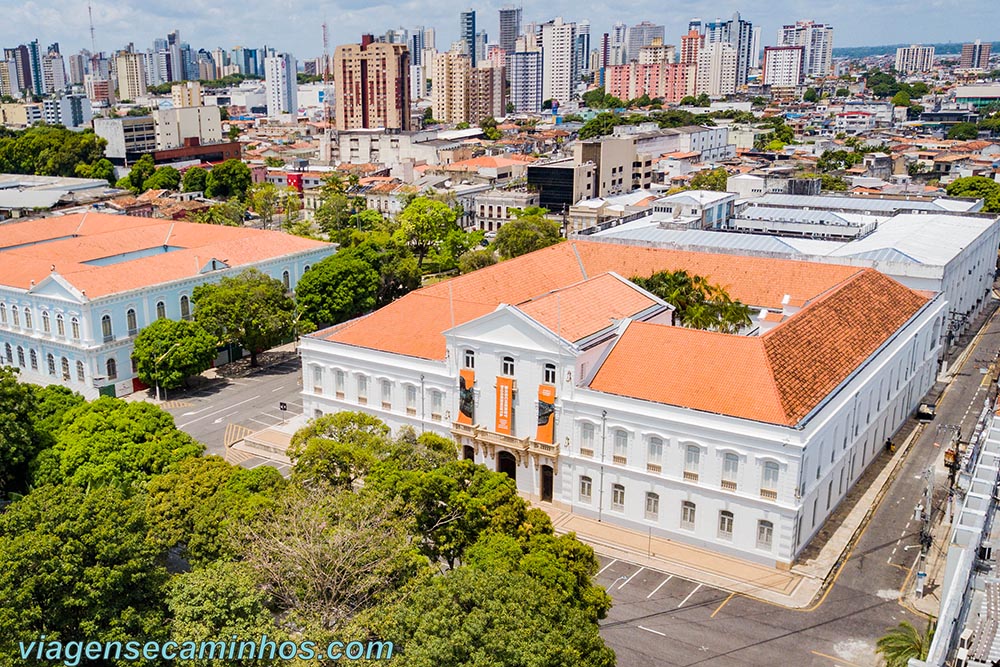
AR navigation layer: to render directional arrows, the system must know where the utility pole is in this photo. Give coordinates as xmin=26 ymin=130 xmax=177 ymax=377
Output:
xmin=914 ymin=465 xmax=934 ymax=598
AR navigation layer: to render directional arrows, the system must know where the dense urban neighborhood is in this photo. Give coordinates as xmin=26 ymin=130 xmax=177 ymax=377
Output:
xmin=1 ymin=3 xmax=1000 ymax=666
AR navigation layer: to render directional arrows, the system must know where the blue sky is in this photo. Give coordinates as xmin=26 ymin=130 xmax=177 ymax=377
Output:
xmin=2 ymin=0 xmax=995 ymax=58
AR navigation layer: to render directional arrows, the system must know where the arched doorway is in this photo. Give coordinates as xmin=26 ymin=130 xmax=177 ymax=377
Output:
xmin=540 ymin=465 xmax=553 ymax=502
xmin=463 ymin=445 xmax=475 ymax=461
xmin=497 ymin=451 xmax=517 ymax=481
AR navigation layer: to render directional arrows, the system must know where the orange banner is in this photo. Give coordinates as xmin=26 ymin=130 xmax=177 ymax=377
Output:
xmin=496 ymin=376 xmax=514 ymax=435
xmin=536 ymin=384 xmax=556 ymax=444
xmin=458 ymin=369 xmax=475 ymax=425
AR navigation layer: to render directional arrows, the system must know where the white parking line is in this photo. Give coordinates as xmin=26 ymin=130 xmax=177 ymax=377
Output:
xmin=638 ymin=626 xmax=666 ymax=637
xmin=249 ymin=417 xmax=278 ymax=426
xmin=677 ymin=583 xmax=703 ymax=608
xmin=178 ymin=395 xmax=261 ymax=428
xmin=597 ymin=559 xmax=618 ymax=576
xmin=619 ymin=567 xmax=645 ymax=589
xmin=647 ymin=575 xmax=674 ymax=599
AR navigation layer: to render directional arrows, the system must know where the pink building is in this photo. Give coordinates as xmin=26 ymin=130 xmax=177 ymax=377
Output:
xmin=607 ymin=62 xmax=696 ymax=104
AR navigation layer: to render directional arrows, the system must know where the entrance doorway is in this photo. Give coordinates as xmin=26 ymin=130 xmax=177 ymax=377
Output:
xmin=540 ymin=464 xmax=553 ymax=502
xmin=463 ymin=445 xmax=475 ymax=461
xmin=497 ymin=451 xmax=517 ymax=481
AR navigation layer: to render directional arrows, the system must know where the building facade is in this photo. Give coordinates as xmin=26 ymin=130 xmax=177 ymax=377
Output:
xmin=334 ymin=36 xmax=411 ymax=131
xmin=894 ymin=45 xmax=935 ymax=74
xmin=696 ymin=42 xmax=738 ymax=97
xmin=299 ymin=240 xmax=945 ymax=568
xmin=509 ymin=43 xmax=542 ymax=113
xmin=265 ymin=53 xmax=298 ymax=116
xmin=762 ymin=46 xmax=805 ymax=88
xmin=498 ymin=7 xmax=522 ymax=55
xmin=541 ymin=17 xmax=577 ymax=105
xmin=779 ymin=20 xmax=834 ymax=78
xmin=960 ymin=40 xmax=991 ymax=70
xmin=115 ymin=52 xmax=147 ymax=101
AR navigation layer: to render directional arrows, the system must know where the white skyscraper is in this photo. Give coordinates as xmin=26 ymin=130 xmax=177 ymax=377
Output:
xmin=779 ymin=20 xmax=833 ymax=78
xmin=894 ymin=45 xmax=935 ymax=74
xmin=510 ymin=34 xmax=542 ymax=113
xmin=541 ymin=17 xmax=576 ymax=105
xmin=625 ymin=21 xmax=664 ymax=63
xmin=696 ymin=42 xmax=737 ymax=97
xmin=265 ymin=53 xmax=297 ymax=116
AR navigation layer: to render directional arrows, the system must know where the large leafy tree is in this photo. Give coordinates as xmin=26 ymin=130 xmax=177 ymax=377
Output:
xmin=374 ymin=567 xmax=616 ymax=667
xmin=193 ymin=268 xmax=296 ymax=366
xmin=288 ymin=412 xmax=391 ymax=489
xmin=181 ymin=166 xmax=209 ymax=192
xmin=876 ymin=621 xmax=934 ymax=667
xmin=493 ymin=208 xmax=562 ymax=259
xmin=946 ymin=176 xmax=1000 ymax=212
xmin=143 ymin=165 xmax=181 ymax=192
xmin=688 ymin=167 xmax=729 ymax=191
xmin=117 ymin=153 xmax=156 ymax=193
xmin=74 ymin=157 xmax=116 ymax=185
xmin=132 ymin=318 xmax=219 ymax=391
xmin=0 ymin=367 xmax=38 ymax=496
xmin=0 ymin=125 xmax=107 ymax=177
xmin=31 ymin=398 xmax=202 ymax=488
xmin=205 ymin=159 xmax=252 ymax=200
xmin=0 ymin=485 xmax=169 ymax=665
xmin=394 ymin=196 xmax=459 ymax=268
xmin=189 ymin=197 xmax=247 ymax=226
xmin=631 ymin=269 xmax=752 ymax=334
xmin=947 ymin=122 xmax=979 ymax=140
xmin=247 ymin=181 xmax=280 ymax=229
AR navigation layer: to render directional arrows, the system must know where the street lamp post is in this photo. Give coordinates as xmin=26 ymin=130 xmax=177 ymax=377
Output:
xmin=154 ymin=342 xmax=182 ymax=403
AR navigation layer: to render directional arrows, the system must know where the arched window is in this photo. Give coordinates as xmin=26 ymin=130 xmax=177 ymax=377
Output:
xmin=648 ymin=436 xmax=663 ymax=464
xmin=101 ymin=315 xmax=112 ymax=341
xmin=644 ymin=492 xmax=660 ymax=520
xmin=0 ymin=303 xmax=6 ymax=324
xmin=42 ymin=310 xmax=50 ymax=333
xmin=56 ymin=314 xmax=65 ymax=336
xmin=761 ymin=461 xmax=780 ymax=493
xmin=16 ymin=346 xmax=24 ymax=367
xmin=61 ymin=357 xmax=70 ymax=380
xmin=180 ymin=296 xmax=191 ymax=320
xmin=23 ymin=307 xmax=32 ymax=329
xmin=3 ymin=343 xmax=11 ymax=364
xmin=463 ymin=349 xmax=475 ymax=369
xmin=29 ymin=349 xmax=37 ymax=370
xmin=11 ymin=306 xmax=19 ymax=327
xmin=757 ymin=520 xmax=774 ymax=550
xmin=613 ymin=429 xmax=628 ymax=459
xmin=681 ymin=501 xmax=696 ymax=529
xmin=684 ymin=445 xmax=700 ymax=479
xmin=282 ymin=270 xmax=290 ymax=290
xmin=106 ymin=358 xmax=118 ymax=380
xmin=501 ymin=356 xmax=514 ymax=376
xmin=543 ymin=362 xmax=556 ymax=384
xmin=76 ymin=360 xmax=85 ymax=382
xmin=611 ymin=483 xmax=625 ymax=511
xmin=127 ymin=308 xmax=138 ymax=335
xmin=47 ymin=353 xmax=56 ymax=376
xmin=718 ymin=510 xmax=734 ymax=539
xmin=156 ymin=301 xmax=166 ymax=319
xmin=579 ymin=476 xmax=592 ymax=501
xmin=722 ymin=453 xmax=740 ymax=488
xmin=303 ymin=265 xmax=310 ymax=273
xmin=71 ymin=317 xmax=80 ymax=340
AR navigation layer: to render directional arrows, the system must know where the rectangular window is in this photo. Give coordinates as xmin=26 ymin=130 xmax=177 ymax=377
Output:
xmin=681 ymin=501 xmax=696 ymax=529
xmin=718 ymin=511 xmax=734 ymax=539
xmin=757 ymin=520 xmax=773 ymax=550
xmin=580 ymin=422 xmax=595 ymax=455
xmin=357 ymin=375 xmax=368 ymax=404
xmin=611 ymin=484 xmax=625 ymax=511
xmin=645 ymin=492 xmax=659 ymax=520
xmin=613 ymin=430 xmax=628 ymax=463
xmin=648 ymin=437 xmax=663 ymax=464
xmin=335 ymin=370 xmax=345 ymax=398
xmin=431 ymin=390 xmax=443 ymax=419
xmin=579 ymin=476 xmax=592 ymax=502
xmin=684 ymin=445 xmax=700 ymax=481
xmin=381 ymin=379 xmax=392 ymax=409
xmin=463 ymin=349 xmax=475 ymax=369
xmin=543 ymin=363 xmax=556 ymax=384
xmin=406 ymin=385 xmax=417 ymax=415
xmin=312 ymin=366 xmax=323 ymax=394
xmin=501 ymin=356 xmax=514 ymax=376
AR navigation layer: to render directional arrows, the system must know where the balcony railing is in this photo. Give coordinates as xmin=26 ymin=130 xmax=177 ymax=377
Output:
xmin=721 ymin=480 xmax=738 ymax=492
xmin=646 ymin=463 xmax=662 ymax=473
xmin=381 ymin=401 xmax=391 ymax=410
xmin=612 ymin=455 xmax=627 ymax=465
xmin=683 ymin=470 xmax=699 ymax=482
xmin=451 ymin=422 xmax=560 ymax=460
xmin=760 ymin=488 xmax=778 ymax=501
xmin=103 ymin=334 xmax=115 ymax=343
xmin=580 ymin=448 xmax=594 ymax=458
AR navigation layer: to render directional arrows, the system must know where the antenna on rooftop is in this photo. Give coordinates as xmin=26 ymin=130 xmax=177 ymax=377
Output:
xmin=88 ymin=1 xmax=97 ymax=53
xmin=321 ymin=21 xmax=332 ymax=126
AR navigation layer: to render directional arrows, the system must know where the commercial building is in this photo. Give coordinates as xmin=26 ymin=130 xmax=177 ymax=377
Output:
xmin=960 ymin=40 xmax=992 ymax=70
xmin=702 ymin=12 xmax=755 ymax=87
xmin=778 ymin=20 xmax=834 ymax=78
xmin=171 ymin=81 xmax=203 ymax=108
xmin=541 ymin=18 xmax=577 ymax=105
xmin=895 ymin=45 xmax=935 ymax=74
xmin=152 ymin=106 xmax=223 ymax=151
xmin=762 ymin=46 xmax=805 ymax=88
xmin=94 ymin=116 xmax=156 ymax=162
xmin=115 ymin=52 xmax=147 ymax=101
xmin=334 ymin=35 xmax=411 ymax=131
xmin=0 ymin=213 xmax=334 ymax=400
xmin=459 ymin=9 xmax=477 ymax=64
xmin=85 ymin=76 xmax=115 ymax=107
xmin=955 ymin=85 xmax=1000 ymax=111
xmin=696 ymin=42 xmax=738 ymax=97
xmin=265 ymin=53 xmax=297 ymax=117
xmin=625 ymin=21 xmax=664 ymax=63
xmin=498 ymin=7 xmax=522 ymax=55
xmin=299 ymin=239 xmax=945 ymax=567
xmin=526 ymin=158 xmax=596 ymax=211
xmin=42 ymin=94 xmax=92 ymax=129
xmin=509 ymin=36 xmax=543 ymax=113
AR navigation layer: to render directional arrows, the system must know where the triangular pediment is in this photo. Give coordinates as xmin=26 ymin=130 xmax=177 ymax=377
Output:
xmin=27 ymin=273 xmax=86 ymax=303
xmin=446 ymin=305 xmax=576 ymax=355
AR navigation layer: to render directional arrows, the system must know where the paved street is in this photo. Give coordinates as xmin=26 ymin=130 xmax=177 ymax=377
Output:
xmin=597 ymin=298 xmax=1000 ymax=667
xmin=158 ymin=356 xmax=304 ymax=461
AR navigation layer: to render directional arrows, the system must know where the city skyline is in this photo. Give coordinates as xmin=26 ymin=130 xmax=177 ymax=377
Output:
xmin=2 ymin=0 xmax=996 ymax=61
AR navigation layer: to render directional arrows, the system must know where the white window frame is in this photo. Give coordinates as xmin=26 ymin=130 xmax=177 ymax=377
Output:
xmin=611 ymin=483 xmax=625 ymax=511
xmin=757 ymin=520 xmax=774 ymax=550
xmin=719 ymin=510 xmax=734 ymax=539
xmin=648 ymin=436 xmax=663 ymax=464
xmin=645 ymin=492 xmax=659 ymax=520
xmin=681 ymin=501 xmax=696 ymax=529
xmin=579 ymin=476 xmax=592 ymax=502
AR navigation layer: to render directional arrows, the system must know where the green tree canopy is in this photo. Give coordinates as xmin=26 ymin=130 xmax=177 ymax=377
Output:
xmin=132 ymin=318 xmax=219 ymax=391
xmin=458 ymin=248 xmax=498 ymax=273
xmin=193 ymin=268 xmax=296 ymax=366
xmin=0 ymin=125 xmax=107 ymax=177
xmin=119 ymin=153 xmax=156 ymax=193
xmin=876 ymin=621 xmax=934 ymax=667
xmin=803 ymin=87 xmax=819 ymax=102
xmin=142 ymin=165 xmax=181 ymax=192
xmin=394 ymin=196 xmax=460 ymax=268
xmin=181 ymin=166 xmax=209 ymax=192
xmin=891 ymin=90 xmax=911 ymax=107
xmin=631 ymin=269 xmax=753 ymax=334
xmin=247 ymin=181 xmax=280 ymax=229
xmin=189 ymin=197 xmax=247 ymax=226
xmin=0 ymin=484 xmax=169 ymax=665
xmin=946 ymin=176 xmax=1000 ymax=212
xmin=204 ymin=159 xmax=252 ymax=200
xmin=31 ymin=397 xmax=203 ymax=488
xmin=688 ymin=167 xmax=729 ymax=191
xmin=947 ymin=122 xmax=979 ymax=140
xmin=493 ymin=211 xmax=562 ymax=259
xmin=0 ymin=367 xmax=39 ymax=496
xmin=74 ymin=157 xmax=116 ymax=185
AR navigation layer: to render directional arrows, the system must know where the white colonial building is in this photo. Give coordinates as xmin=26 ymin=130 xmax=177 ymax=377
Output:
xmin=299 ymin=240 xmax=945 ymax=567
xmin=0 ymin=211 xmax=334 ymax=399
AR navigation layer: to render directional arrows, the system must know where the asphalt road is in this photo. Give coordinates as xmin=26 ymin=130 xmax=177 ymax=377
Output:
xmin=598 ymin=300 xmax=1000 ymax=667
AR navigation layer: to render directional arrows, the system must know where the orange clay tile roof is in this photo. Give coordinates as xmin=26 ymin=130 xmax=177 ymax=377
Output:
xmin=314 ymin=240 xmax=865 ymax=361
xmin=517 ymin=273 xmax=662 ymax=342
xmin=589 ymin=270 xmax=927 ymax=426
xmin=0 ymin=212 xmax=331 ymax=298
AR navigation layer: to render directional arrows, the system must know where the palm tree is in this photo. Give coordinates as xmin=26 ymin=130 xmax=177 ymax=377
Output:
xmin=876 ymin=620 xmax=934 ymax=667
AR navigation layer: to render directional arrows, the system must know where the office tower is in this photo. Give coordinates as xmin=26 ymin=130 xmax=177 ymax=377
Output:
xmin=541 ymin=17 xmax=576 ymax=104
xmin=750 ymin=27 xmax=761 ymax=69
xmin=85 ymin=76 xmax=115 ymax=106
xmin=680 ymin=29 xmax=702 ymax=65
xmin=460 ymin=10 xmax=477 ymax=64
xmin=895 ymin=45 xmax=935 ymax=74
xmin=609 ymin=22 xmax=627 ymax=66
xmin=575 ymin=20 xmax=591 ymax=75
xmin=779 ymin=20 xmax=833 ymax=78
xmin=960 ymin=40 xmax=991 ymax=70
xmin=264 ymin=53 xmax=297 ymax=116
xmin=433 ymin=49 xmax=471 ymax=123
xmin=410 ymin=27 xmax=426 ymax=65
xmin=509 ymin=35 xmax=542 ymax=112
xmin=5 ymin=46 xmax=30 ymax=96
xmin=625 ymin=22 xmax=664 ymax=63
xmin=68 ymin=54 xmax=85 ymax=85
xmin=41 ymin=52 xmax=66 ymax=93
xmin=333 ymin=35 xmax=411 ymax=131
xmin=696 ymin=42 xmax=737 ymax=96
xmin=703 ymin=12 xmax=754 ymax=86
xmin=475 ymin=31 xmax=488 ymax=65
xmin=115 ymin=52 xmax=147 ymax=100
xmin=499 ymin=7 xmax=522 ymax=55
xmin=688 ymin=18 xmax=703 ymax=34
xmin=172 ymin=81 xmax=202 ymax=107
xmin=762 ymin=46 xmax=805 ymax=87
xmin=27 ymin=40 xmax=44 ymax=96
xmin=469 ymin=61 xmax=505 ymax=122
